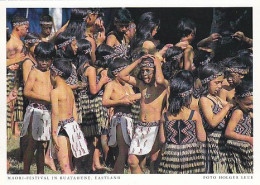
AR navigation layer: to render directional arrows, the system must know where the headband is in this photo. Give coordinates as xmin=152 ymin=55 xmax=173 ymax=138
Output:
xmin=111 ymin=65 xmax=127 ymax=74
xmin=172 ymin=52 xmax=183 ymax=61
xmin=237 ymin=91 xmax=253 ymax=98
xmin=226 ymin=68 xmax=249 ymax=75
xmin=177 ymin=88 xmax=193 ymax=97
xmin=140 ymin=62 xmax=155 ymax=68
xmin=103 ymin=53 xmax=119 ymax=60
xmin=201 ymin=72 xmax=224 ymax=84
xmin=24 ymin=38 xmax=42 ymax=44
xmin=50 ymin=64 xmax=63 ymax=76
xmin=13 ymin=21 xmax=29 ymax=27
xmin=40 ymin=21 xmax=53 ymax=25
xmin=57 ymin=36 xmax=76 ymax=49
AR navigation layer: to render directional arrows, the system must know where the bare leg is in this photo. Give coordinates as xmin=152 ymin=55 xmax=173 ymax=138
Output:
xmin=23 ymin=114 xmax=36 ymax=174
xmin=14 ymin=121 xmax=20 ymax=137
xmin=44 ymin=142 xmax=57 ymax=171
xmin=101 ymin=134 xmax=109 ymax=162
xmin=128 ymin=154 xmax=145 ymax=174
xmin=149 ymin=134 xmax=160 ymax=174
xmin=57 ymin=136 xmax=73 ymax=174
xmin=113 ymin=124 xmax=129 ymax=174
xmin=36 ymin=141 xmax=46 ymax=174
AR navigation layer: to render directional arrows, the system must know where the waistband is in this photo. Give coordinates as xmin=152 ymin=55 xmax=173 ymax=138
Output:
xmin=28 ymin=102 xmax=51 ymax=110
xmin=137 ymin=120 xmax=160 ymax=127
xmin=58 ymin=117 xmax=75 ymax=127
xmin=114 ymin=112 xmax=132 ymax=118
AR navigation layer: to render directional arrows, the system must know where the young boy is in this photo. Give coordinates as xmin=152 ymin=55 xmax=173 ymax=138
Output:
xmin=119 ymin=55 xmax=168 ymax=174
xmin=39 ymin=15 xmax=55 ymax=42
xmin=50 ymin=58 xmax=89 ymax=174
xmin=102 ymin=57 xmax=141 ymax=174
xmin=21 ymin=42 xmax=55 ymax=174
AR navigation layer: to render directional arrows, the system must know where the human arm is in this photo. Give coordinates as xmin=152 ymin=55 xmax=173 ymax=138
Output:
xmin=23 ymin=70 xmax=50 ymax=102
xmin=232 ymin=31 xmax=252 ymax=46
xmin=197 ymin=33 xmax=222 ymax=48
xmin=183 ymin=45 xmax=194 ymax=71
xmin=199 ymin=96 xmax=233 ymax=128
xmin=193 ymin=110 xmax=206 ymax=142
xmin=22 ymin=59 xmax=34 ymax=84
xmin=154 ymin=56 xmax=168 ymax=87
xmin=86 ymin=67 xmax=108 ymax=95
xmin=7 ymin=90 xmax=18 ymax=103
xmin=72 ymin=98 xmax=78 ymax=123
xmin=225 ymin=109 xmax=253 ymax=146
xmin=158 ymin=44 xmax=174 ymax=56
xmin=50 ymin=90 xmax=60 ymax=151
xmin=159 ymin=112 xmax=166 ymax=144
xmin=106 ymin=34 xmax=117 ymax=47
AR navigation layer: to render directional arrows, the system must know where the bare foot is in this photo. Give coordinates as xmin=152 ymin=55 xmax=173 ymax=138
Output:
xmin=93 ymin=165 xmax=112 ymax=172
xmin=45 ymin=158 xmax=57 ymax=171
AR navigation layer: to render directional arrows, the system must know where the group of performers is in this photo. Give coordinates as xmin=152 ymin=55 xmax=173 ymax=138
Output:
xmin=6 ymin=8 xmax=253 ymax=174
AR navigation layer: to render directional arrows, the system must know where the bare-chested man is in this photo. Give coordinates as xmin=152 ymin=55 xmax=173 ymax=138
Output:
xmin=102 ymin=57 xmax=141 ymax=174
xmin=6 ymin=15 xmax=29 ymax=137
xmin=119 ymin=55 xmax=168 ymax=174
xmin=50 ymin=58 xmax=89 ymax=174
xmin=7 ymin=15 xmax=28 ymax=66
xmin=21 ymin=42 xmax=55 ymax=174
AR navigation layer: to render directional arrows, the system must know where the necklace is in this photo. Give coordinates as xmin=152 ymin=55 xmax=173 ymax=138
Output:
xmin=144 ymin=89 xmax=152 ymax=99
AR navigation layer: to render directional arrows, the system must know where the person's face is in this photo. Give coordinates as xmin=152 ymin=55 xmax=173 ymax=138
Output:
xmin=151 ymin=26 xmax=159 ymax=37
xmin=19 ymin=24 xmax=29 ymax=37
xmin=115 ymin=22 xmax=129 ymax=33
xmin=37 ymin=58 xmax=52 ymax=71
xmin=208 ymin=75 xmax=224 ymax=95
xmin=125 ymin=23 xmax=136 ymax=40
xmin=187 ymin=31 xmax=196 ymax=42
xmin=226 ymin=72 xmax=243 ymax=87
xmin=41 ymin=24 xmax=52 ymax=37
xmin=71 ymin=40 xmax=78 ymax=55
xmin=236 ymin=95 xmax=253 ymax=113
xmin=141 ymin=67 xmax=155 ymax=84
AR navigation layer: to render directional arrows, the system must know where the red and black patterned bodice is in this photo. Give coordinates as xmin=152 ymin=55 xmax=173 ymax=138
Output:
xmin=231 ymin=107 xmax=252 ymax=136
xmin=164 ymin=111 xmax=198 ymax=145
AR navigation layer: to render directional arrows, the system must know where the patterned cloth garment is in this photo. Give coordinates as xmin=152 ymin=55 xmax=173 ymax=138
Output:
xmin=164 ymin=120 xmax=198 ymax=145
xmin=108 ymin=112 xmax=134 ymax=147
xmin=56 ymin=117 xmax=89 ymax=158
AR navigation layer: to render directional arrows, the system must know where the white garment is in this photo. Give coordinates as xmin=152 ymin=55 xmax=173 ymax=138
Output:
xmin=129 ymin=125 xmax=159 ymax=155
xmin=57 ymin=121 xmax=89 ymax=158
xmin=20 ymin=106 xmax=51 ymax=141
xmin=108 ymin=114 xmax=133 ymax=147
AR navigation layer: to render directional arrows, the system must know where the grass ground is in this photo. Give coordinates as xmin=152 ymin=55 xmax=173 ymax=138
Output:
xmin=7 ymin=136 xmax=147 ymax=174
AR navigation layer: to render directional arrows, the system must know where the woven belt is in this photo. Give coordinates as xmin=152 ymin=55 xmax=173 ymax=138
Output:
xmin=137 ymin=120 xmax=160 ymax=127
xmin=58 ymin=117 xmax=75 ymax=127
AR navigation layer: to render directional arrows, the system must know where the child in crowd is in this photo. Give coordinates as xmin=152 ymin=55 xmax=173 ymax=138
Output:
xmin=103 ymin=57 xmax=141 ymax=173
xmin=119 ymin=55 xmax=168 ymax=174
xmin=225 ymin=79 xmax=253 ymax=173
xmin=23 ymin=33 xmax=41 ymax=83
xmin=219 ymin=57 xmax=249 ymax=102
xmin=158 ymin=71 xmax=206 ymax=174
xmin=50 ymin=58 xmax=89 ymax=174
xmin=176 ymin=18 xmax=196 ymax=71
xmin=76 ymin=40 xmax=109 ymax=172
xmin=106 ymin=8 xmax=132 ymax=57
xmin=21 ymin=42 xmax=55 ymax=174
xmin=39 ymin=15 xmax=55 ymax=42
xmin=199 ymin=63 xmax=235 ymax=173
